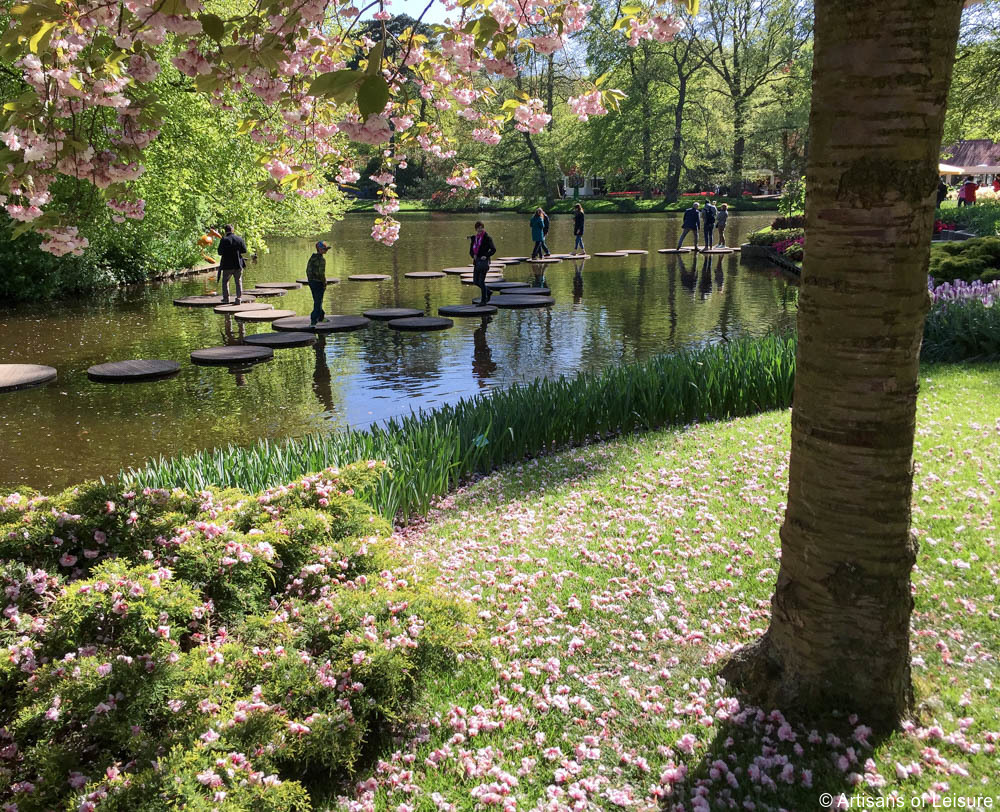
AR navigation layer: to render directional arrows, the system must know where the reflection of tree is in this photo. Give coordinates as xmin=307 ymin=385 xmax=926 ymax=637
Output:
xmin=472 ymin=317 xmax=498 ymax=385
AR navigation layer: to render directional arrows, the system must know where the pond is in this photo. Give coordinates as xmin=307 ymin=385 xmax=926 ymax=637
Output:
xmin=0 ymin=211 xmax=797 ymax=491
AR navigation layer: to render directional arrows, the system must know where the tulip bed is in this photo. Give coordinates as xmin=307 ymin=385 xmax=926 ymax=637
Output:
xmin=0 ymin=462 xmax=474 ymax=811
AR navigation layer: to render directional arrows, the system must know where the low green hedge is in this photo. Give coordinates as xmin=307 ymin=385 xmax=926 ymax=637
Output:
xmin=747 ymin=227 xmax=805 ymax=246
xmin=0 ymin=463 xmax=473 ymax=811
xmin=929 ymin=236 xmax=1000 ymax=283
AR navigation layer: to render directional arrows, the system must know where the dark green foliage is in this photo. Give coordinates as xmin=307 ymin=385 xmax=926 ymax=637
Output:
xmin=922 ymin=300 xmax=1000 ymax=363
xmin=929 ymin=237 xmax=1000 ymax=283
xmin=748 ymin=227 xmax=805 ymax=246
xmin=936 ymin=201 xmax=1000 ymax=238
xmin=770 ymin=215 xmax=805 ymax=229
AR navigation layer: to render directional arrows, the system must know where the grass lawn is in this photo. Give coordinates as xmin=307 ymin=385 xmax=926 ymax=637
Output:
xmin=338 ymin=363 xmax=1000 ymax=811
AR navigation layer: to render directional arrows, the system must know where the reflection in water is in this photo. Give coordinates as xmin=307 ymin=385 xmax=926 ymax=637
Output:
xmin=678 ymin=254 xmax=696 ymax=294
xmin=572 ymin=259 xmax=584 ymax=305
xmin=312 ymin=337 xmax=334 ymax=414
xmin=472 ymin=316 xmax=498 ymax=384
xmin=699 ymin=256 xmax=714 ymax=300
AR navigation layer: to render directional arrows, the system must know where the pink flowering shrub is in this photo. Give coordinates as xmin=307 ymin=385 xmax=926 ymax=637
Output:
xmin=0 ymin=463 xmax=475 ymax=810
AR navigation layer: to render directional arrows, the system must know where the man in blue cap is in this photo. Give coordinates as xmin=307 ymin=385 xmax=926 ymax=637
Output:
xmin=305 ymin=240 xmax=331 ymax=326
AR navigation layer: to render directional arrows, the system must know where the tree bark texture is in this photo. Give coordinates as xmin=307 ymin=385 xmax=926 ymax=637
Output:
xmin=665 ymin=74 xmax=685 ymax=201
xmin=722 ymin=0 xmax=965 ymax=732
xmin=731 ymin=94 xmax=747 ymax=195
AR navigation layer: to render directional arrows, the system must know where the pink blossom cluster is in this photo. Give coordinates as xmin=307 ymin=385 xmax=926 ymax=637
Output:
xmin=340 ymin=115 xmax=392 ymax=145
xmin=40 ymin=226 xmax=90 ymax=256
xmin=568 ymin=91 xmax=608 ymax=122
xmin=372 ymin=218 xmax=401 ymax=246
xmin=513 ymin=99 xmax=552 ymax=134
xmin=107 ymin=198 xmax=146 ymax=221
xmin=446 ymin=166 xmax=479 ymax=190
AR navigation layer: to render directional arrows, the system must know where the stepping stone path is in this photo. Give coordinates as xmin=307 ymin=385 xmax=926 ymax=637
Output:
xmin=0 ymin=364 xmax=57 ymax=393
xmin=500 ymin=286 xmax=551 ymax=296
xmin=273 ymin=315 xmax=370 ymax=332
xmin=255 ymin=281 xmax=301 ymax=289
xmin=497 ymin=256 xmax=529 ymax=262
xmin=243 ymin=332 xmax=316 ymax=349
xmin=348 ymin=274 xmax=390 ymax=282
xmin=700 ymin=248 xmax=735 ymax=254
xmin=296 ymin=278 xmax=340 ymax=285
xmin=87 ymin=360 xmax=180 ymax=383
xmin=241 ymin=288 xmax=285 ymax=297
xmin=404 ymin=271 xmax=446 ymax=279
xmin=191 ymin=345 xmax=273 ymax=366
xmin=658 ymin=248 xmax=695 ymax=254
xmin=214 ymin=302 xmax=272 ymax=314
xmin=460 ymin=275 xmax=505 ymax=285
xmin=363 ymin=307 xmax=423 ymax=320
xmin=173 ymin=295 xmax=256 ymax=307
xmin=616 ymin=249 xmax=649 ymax=255
xmin=530 ymin=257 xmax=562 ymax=263
xmin=438 ymin=304 xmax=498 ymax=317
xmin=234 ymin=309 xmax=297 ymax=322
xmin=492 ymin=295 xmax=556 ymax=309
xmin=387 ymin=316 xmax=454 ymax=331
xmin=592 ymin=252 xmax=629 ymax=257
xmin=486 ymin=281 xmax=529 ymax=291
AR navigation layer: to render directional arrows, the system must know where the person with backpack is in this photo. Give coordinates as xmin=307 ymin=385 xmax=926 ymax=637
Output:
xmin=217 ymin=224 xmax=248 ymax=304
xmin=701 ymin=199 xmax=718 ymax=250
xmin=305 ymin=240 xmax=331 ymax=326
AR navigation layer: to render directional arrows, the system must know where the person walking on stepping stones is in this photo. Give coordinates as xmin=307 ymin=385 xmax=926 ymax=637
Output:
xmin=715 ymin=203 xmax=729 ymax=247
xmin=218 ymin=225 xmax=248 ymax=303
xmin=701 ymin=199 xmax=717 ymax=250
xmin=677 ymin=202 xmax=700 ymax=251
xmin=572 ymin=203 xmax=586 ymax=254
xmin=541 ymin=208 xmax=552 ymax=256
xmin=469 ymin=221 xmax=496 ymax=305
xmin=305 ymin=240 xmax=331 ymax=326
xmin=530 ymin=209 xmax=547 ymax=259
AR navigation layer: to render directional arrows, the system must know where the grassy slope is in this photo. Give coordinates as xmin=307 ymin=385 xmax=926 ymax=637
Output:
xmin=339 ymin=364 xmax=999 ymax=811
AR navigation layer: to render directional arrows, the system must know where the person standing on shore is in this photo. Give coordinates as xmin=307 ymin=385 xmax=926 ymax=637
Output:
xmin=218 ymin=225 xmax=248 ymax=304
xmin=572 ymin=203 xmax=586 ymax=254
xmin=676 ymin=202 xmax=700 ymax=251
xmin=715 ymin=203 xmax=729 ymax=247
xmin=530 ymin=209 xmax=547 ymax=259
xmin=702 ymin=199 xmax=718 ymax=250
xmin=305 ymin=240 xmax=330 ymax=326
xmin=470 ymin=220 xmax=497 ymax=304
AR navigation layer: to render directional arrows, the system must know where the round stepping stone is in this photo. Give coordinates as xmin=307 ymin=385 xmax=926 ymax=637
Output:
xmin=87 ymin=360 xmax=180 ymax=383
xmin=271 ymin=315 xmax=370 ymax=333
xmin=658 ymin=248 xmax=695 ymax=254
xmin=461 ymin=278 xmax=505 ymax=286
xmin=0 ymin=364 xmax=57 ymax=393
xmin=497 ymin=256 xmax=529 ymax=261
xmin=255 ymin=281 xmax=301 ymax=289
xmin=530 ymin=257 xmax=562 ymax=263
xmin=191 ymin=345 xmax=273 ymax=366
xmin=493 ymin=295 xmax=555 ymax=309
xmin=387 ymin=316 xmax=454 ymax=332
xmin=486 ymin=281 xmax=528 ymax=291
xmin=700 ymin=248 xmax=735 ymax=254
xmin=243 ymin=332 xmax=316 ymax=349
xmin=500 ymin=286 xmax=551 ymax=296
xmin=234 ymin=309 xmax=297 ymax=322
xmin=404 ymin=271 xmax=446 ymax=279
xmin=438 ymin=304 xmax=498 ymax=317
xmin=296 ymin=278 xmax=340 ymax=285
xmin=616 ymin=249 xmax=649 ymax=255
xmin=545 ymin=253 xmax=576 ymax=259
xmin=241 ymin=288 xmax=285 ymax=297
xmin=443 ymin=266 xmax=505 ymax=275
xmin=592 ymin=252 xmax=628 ymax=257
xmin=174 ymin=295 xmax=256 ymax=307
xmin=363 ymin=307 xmax=423 ymax=320
xmin=214 ymin=302 xmax=273 ymax=314
xmin=348 ymin=274 xmax=390 ymax=282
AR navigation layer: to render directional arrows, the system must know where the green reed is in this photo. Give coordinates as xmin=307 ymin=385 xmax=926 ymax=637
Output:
xmin=123 ymin=335 xmax=797 ymax=520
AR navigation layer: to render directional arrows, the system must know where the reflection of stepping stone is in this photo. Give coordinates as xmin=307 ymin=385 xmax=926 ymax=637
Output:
xmin=174 ymin=295 xmax=256 ymax=307
xmin=387 ymin=316 xmax=454 ymax=331
xmin=243 ymin=332 xmax=316 ymax=349
xmin=593 ymin=252 xmax=628 ymax=257
xmin=492 ymin=295 xmax=556 ymax=308
xmin=255 ymin=281 xmax=302 ymax=289
xmin=500 ymin=286 xmax=551 ymax=296
xmin=234 ymin=309 xmax=297 ymax=322
xmin=486 ymin=281 xmax=529 ymax=291
xmin=0 ymin=363 xmax=57 ymax=393
xmin=273 ymin=315 xmax=370 ymax=332
xmin=404 ymin=271 xmax=446 ymax=279
xmin=215 ymin=302 xmax=273 ymax=314
xmin=364 ymin=307 xmax=423 ymax=320
xmin=241 ymin=288 xmax=285 ymax=297
xmin=616 ymin=249 xmax=648 ymax=255
xmin=296 ymin=278 xmax=340 ymax=285
xmin=348 ymin=274 xmax=390 ymax=282
xmin=438 ymin=304 xmax=498 ymax=317
xmin=658 ymin=248 xmax=695 ymax=254
xmin=191 ymin=345 xmax=273 ymax=366
xmin=87 ymin=360 xmax=181 ymax=383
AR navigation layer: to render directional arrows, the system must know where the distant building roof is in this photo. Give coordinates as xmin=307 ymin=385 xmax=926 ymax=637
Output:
xmin=942 ymin=139 xmax=1000 ymax=167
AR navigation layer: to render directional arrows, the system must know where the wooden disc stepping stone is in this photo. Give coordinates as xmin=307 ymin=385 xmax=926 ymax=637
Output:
xmin=215 ymin=302 xmax=273 ymax=314
xmin=191 ymin=345 xmax=273 ymax=366
xmin=438 ymin=304 xmax=498 ymax=317
xmin=234 ymin=308 xmax=297 ymax=322
xmin=364 ymin=307 xmax=423 ymax=320
xmin=296 ymin=278 xmax=340 ymax=285
xmin=486 ymin=281 xmax=528 ymax=291
xmin=616 ymin=249 xmax=648 ymax=255
xmin=531 ymin=257 xmax=562 ymax=263
xmin=700 ymin=248 xmax=735 ymax=254
xmin=460 ymin=275 xmax=504 ymax=285
xmin=174 ymin=294 xmax=256 ymax=307
xmin=443 ymin=267 xmax=473 ymax=274
xmin=348 ymin=274 xmax=390 ymax=282
xmin=255 ymin=281 xmax=301 ymax=289
xmin=0 ymin=364 xmax=57 ymax=393
xmin=241 ymin=288 xmax=285 ymax=297
xmin=387 ymin=316 xmax=454 ymax=331
xmin=243 ymin=332 xmax=316 ymax=349
xmin=273 ymin=315 xmax=370 ymax=332
xmin=497 ymin=256 xmax=529 ymax=261
xmin=493 ymin=295 xmax=556 ymax=309
xmin=658 ymin=248 xmax=694 ymax=254
xmin=404 ymin=271 xmax=446 ymax=279
xmin=87 ymin=360 xmax=180 ymax=383
xmin=500 ymin=286 xmax=551 ymax=296
xmin=593 ymin=252 xmax=629 ymax=257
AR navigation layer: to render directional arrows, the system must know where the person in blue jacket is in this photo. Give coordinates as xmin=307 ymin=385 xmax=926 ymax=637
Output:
xmin=530 ymin=208 xmax=547 ymax=259
xmin=676 ymin=202 xmax=700 ymax=251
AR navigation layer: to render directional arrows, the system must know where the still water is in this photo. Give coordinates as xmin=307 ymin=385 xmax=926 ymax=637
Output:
xmin=0 ymin=212 xmax=797 ymax=491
